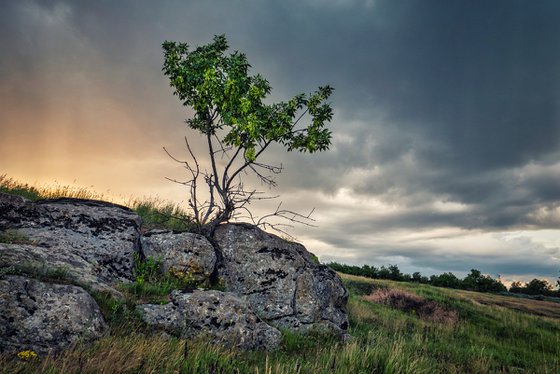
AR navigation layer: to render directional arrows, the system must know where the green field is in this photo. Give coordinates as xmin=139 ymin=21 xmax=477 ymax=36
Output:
xmin=2 ymin=272 xmax=558 ymax=374
xmin=1 ymin=177 xmax=559 ymax=373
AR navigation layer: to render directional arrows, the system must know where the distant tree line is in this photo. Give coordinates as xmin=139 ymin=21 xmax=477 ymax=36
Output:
xmin=509 ymin=278 xmax=558 ymax=297
xmin=327 ymin=262 xmax=560 ymax=297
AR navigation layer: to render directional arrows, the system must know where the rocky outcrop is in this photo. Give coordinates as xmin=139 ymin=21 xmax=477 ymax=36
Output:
xmin=213 ymin=223 xmax=348 ymax=333
xmin=138 ymin=290 xmax=282 ymax=351
xmin=0 ymin=193 xmax=141 ymax=293
xmin=0 ymin=192 xmax=349 ymax=354
xmin=141 ymin=231 xmax=216 ymax=282
xmin=0 ymin=275 xmax=107 ymax=355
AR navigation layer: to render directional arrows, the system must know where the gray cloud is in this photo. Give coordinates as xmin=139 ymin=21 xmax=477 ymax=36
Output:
xmin=1 ymin=0 xmax=559 ymax=282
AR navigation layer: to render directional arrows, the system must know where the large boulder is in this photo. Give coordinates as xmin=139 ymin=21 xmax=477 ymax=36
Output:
xmin=0 ymin=191 xmax=350 ymax=355
xmin=138 ymin=290 xmax=281 ymax=351
xmin=0 ymin=192 xmax=142 ymax=292
xmin=0 ymin=243 xmax=116 ymax=294
xmin=140 ymin=231 xmax=216 ymax=282
xmin=213 ymin=223 xmax=348 ymax=333
xmin=0 ymin=275 xmax=107 ymax=356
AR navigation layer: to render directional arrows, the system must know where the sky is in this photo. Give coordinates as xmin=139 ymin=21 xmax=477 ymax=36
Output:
xmin=1 ymin=0 xmax=559 ymax=285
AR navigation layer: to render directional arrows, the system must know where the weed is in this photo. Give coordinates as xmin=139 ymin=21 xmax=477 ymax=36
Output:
xmin=0 ymin=263 xmax=74 ymax=284
xmin=0 ymin=175 xmax=42 ymax=201
xmin=364 ymin=287 xmax=459 ymax=326
xmin=0 ymin=175 xmax=196 ymax=233
xmin=0 ymin=230 xmax=34 ymax=245
xmin=129 ymin=197 xmax=195 ymax=232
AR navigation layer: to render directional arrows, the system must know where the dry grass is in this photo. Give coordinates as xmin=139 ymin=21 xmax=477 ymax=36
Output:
xmin=364 ymin=287 xmax=459 ymax=326
xmin=0 ymin=175 xmax=108 ymax=201
xmin=0 ymin=175 xmax=194 ymax=232
xmin=453 ymin=289 xmax=560 ymax=319
xmin=0 ymin=332 xmax=431 ymax=374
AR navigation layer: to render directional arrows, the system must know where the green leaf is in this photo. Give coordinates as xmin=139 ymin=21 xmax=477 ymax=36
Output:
xmin=245 ymin=146 xmax=256 ymax=162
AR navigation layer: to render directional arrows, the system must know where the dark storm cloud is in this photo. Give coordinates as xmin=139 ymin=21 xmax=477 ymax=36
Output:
xmin=2 ymin=0 xmax=559 ymax=281
xmin=6 ymin=0 xmax=557 ymax=171
xmin=219 ymin=0 xmax=560 ymax=235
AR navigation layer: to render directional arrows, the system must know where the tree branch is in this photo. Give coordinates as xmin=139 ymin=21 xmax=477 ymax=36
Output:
xmin=226 ymin=139 xmax=273 ymax=191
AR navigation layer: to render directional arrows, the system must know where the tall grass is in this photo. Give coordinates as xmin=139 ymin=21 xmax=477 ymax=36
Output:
xmin=344 ymin=274 xmax=560 ymax=373
xmin=1 ymin=176 xmax=559 ymax=372
xmin=0 ymin=331 xmax=433 ymax=373
xmin=0 ymin=175 xmax=194 ymax=232
xmin=0 ymin=175 xmax=106 ymax=201
xmin=2 ymin=273 xmax=558 ymax=373
xmin=127 ymin=197 xmax=195 ymax=232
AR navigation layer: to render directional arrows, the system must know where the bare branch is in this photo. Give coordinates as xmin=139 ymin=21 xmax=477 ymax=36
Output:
xmin=213 ymin=133 xmax=233 ymax=160
xmin=222 ymin=145 xmax=243 ymax=188
xmin=206 ymin=130 xmax=223 ymax=197
xmin=257 ymin=202 xmax=317 ymax=228
xmin=248 ymin=164 xmax=277 ymax=187
xmin=226 ymin=139 xmax=273 ymax=191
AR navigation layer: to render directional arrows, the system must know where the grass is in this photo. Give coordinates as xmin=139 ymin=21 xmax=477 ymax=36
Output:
xmin=116 ymin=253 xmax=208 ymax=304
xmin=1 ymin=273 xmax=558 ymax=373
xmin=0 ymin=263 xmax=75 ymax=285
xmin=0 ymin=230 xmax=35 ymax=245
xmin=128 ymin=197 xmax=195 ymax=232
xmin=455 ymin=289 xmax=560 ymax=319
xmin=1 ymin=177 xmax=559 ymax=372
xmin=0 ymin=175 xmax=107 ymax=201
xmin=343 ymin=274 xmax=560 ymax=373
xmin=0 ymin=175 xmax=194 ymax=232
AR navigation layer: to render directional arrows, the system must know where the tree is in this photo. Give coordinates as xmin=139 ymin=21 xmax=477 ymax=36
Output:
xmin=162 ymin=35 xmax=334 ymax=235
xmin=361 ymin=264 xmax=378 ymax=278
xmin=430 ymin=272 xmax=461 ymax=288
xmin=377 ymin=266 xmax=391 ymax=279
xmin=461 ymin=269 xmax=506 ymax=292
xmin=387 ymin=264 xmax=403 ymax=281
xmin=509 ymin=281 xmax=524 ymax=293
xmin=524 ymin=278 xmax=553 ymax=296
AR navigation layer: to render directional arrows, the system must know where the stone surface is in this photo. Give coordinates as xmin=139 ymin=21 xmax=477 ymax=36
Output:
xmin=138 ymin=290 xmax=282 ymax=351
xmin=137 ymin=303 xmax=184 ymax=335
xmin=0 ymin=192 xmax=350 ymax=354
xmin=213 ymin=223 xmax=348 ymax=333
xmin=0 ymin=275 xmax=107 ymax=355
xmin=141 ymin=231 xmax=216 ymax=282
xmin=0 ymin=243 xmax=116 ymax=294
xmin=0 ymin=192 xmax=142 ymax=292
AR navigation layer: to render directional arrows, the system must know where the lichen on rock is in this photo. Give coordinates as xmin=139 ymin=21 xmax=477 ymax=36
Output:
xmin=140 ymin=230 xmax=216 ymax=283
xmin=213 ymin=223 xmax=348 ymax=334
xmin=0 ymin=192 xmax=349 ymax=354
xmin=138 ymin=290 xmax=282 ymax=351
xmin=0 ymin=275 xmax=107 ymax=356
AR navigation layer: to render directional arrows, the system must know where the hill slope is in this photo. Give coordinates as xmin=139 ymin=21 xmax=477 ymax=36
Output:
xmin=2 ymin=272 xmax=558 ymax=373
xmin=0 ymin=179 xmax=558 ymax=373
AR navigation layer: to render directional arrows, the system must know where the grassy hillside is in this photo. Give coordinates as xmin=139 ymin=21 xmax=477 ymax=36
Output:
xmin=1 ymin=177 xmax=559 ymax=373
xmin=1 ymin=273 xmax=558 ymax=373
xmin=0 ymin=175 xmax=194 ymax=232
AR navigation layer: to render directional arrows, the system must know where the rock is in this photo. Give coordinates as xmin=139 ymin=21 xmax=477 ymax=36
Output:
xmin=141 ymin=231 xmax=216 ymax=282
xmin=0 ymin=275 xmax=107 ymax=356
xmin=138 ymin=290 xmax=282 ymax=351
xmin=0 ymin=243 xmax=116 ymax=295
xmin=0 ymin=191 xmax=350 ymax=354
xmin=213 ymin=223 xmax=348 ymax=333
xmin=0 ymin=192 xmax=142 ymax=292
xmin=137 ymin=302 xmax=184 ymax=335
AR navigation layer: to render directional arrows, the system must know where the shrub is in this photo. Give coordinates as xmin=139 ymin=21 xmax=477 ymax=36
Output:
xmin=364 ymin=288 xmax=459 ymax=326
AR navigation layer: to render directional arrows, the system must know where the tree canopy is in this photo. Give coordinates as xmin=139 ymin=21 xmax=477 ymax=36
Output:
xmin=162 ymin=35 xmax=334 ymax=233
